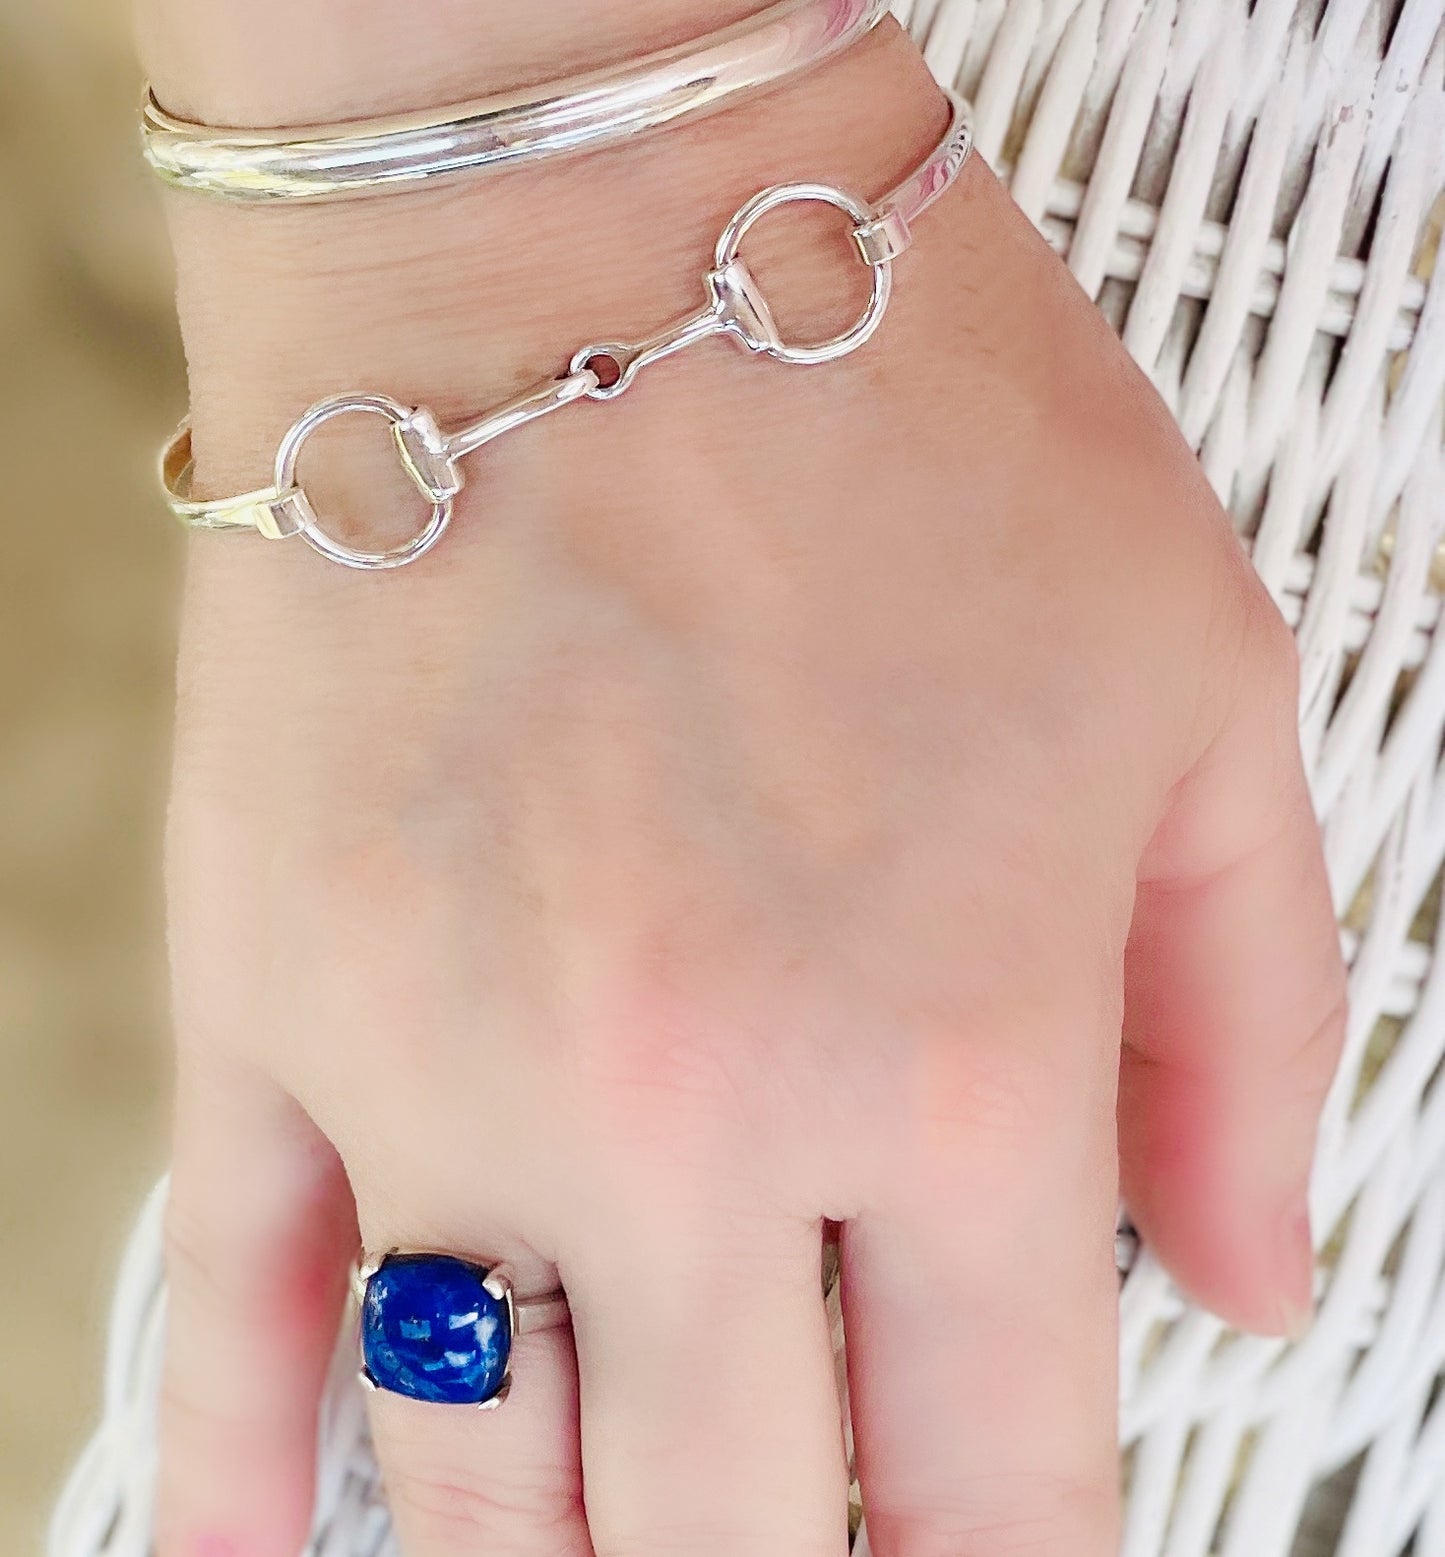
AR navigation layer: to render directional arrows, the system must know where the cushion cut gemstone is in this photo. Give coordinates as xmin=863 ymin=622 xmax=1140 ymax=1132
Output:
xmin=361 ymin=1253 xmax=511 ymax=1405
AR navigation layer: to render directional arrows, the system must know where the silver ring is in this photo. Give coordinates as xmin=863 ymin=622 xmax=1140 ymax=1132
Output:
xmin=272 ymin=395 xmax=453 ymax=572
xmin=713 ymin=183 xmax=893 ymax=366
xmin=354 ymin=1249 xmax=569 ymax=1409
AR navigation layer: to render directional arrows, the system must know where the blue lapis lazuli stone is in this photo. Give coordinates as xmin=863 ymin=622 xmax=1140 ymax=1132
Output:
xmin=362 ymin=1254 xmax=511 ymax=1405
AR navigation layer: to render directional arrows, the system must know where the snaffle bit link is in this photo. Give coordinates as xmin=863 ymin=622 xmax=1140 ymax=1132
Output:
xmin=159 ymin=92 xmax=974 ymax=572
xmin=142 ymin=0 xmax=891 ymax=204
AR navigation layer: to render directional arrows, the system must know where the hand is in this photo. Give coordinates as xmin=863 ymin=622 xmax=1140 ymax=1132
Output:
xmin=150 ymin=16 xmax=1345 ymax=1557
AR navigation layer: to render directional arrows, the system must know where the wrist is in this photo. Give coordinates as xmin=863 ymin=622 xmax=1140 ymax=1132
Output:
xmin=139 ymin=0 xmax=771 ymax=127
xmin=162 ymin=19 xmax=951 ymax=508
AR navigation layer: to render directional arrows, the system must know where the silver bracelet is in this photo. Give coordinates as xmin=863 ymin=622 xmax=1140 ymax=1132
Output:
xmin=142 ymin=0 xmax=891 ymax=204
xmin=159 ymin=92 xmax=974 ymax=572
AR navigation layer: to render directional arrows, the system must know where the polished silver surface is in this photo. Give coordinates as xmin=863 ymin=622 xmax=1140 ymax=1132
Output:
xmin=142 ymin=0 xmax=892 ymax=203
xmin=713 ymin=182 xmax=893 ymax=364
xmin=272 ymin=393 xmax=455 ymax=571
xmin=442 ymin=369 xmax=600 ymax=461
xmin=160 ymin=94 xmax=974 ymax=570
xmin=869 ymin=86 xmax=977 ymax=249
xmin=514 ymin=1291 xmax=572 ymax=1336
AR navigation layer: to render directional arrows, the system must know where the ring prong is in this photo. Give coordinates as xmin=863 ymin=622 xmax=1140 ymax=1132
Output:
xmin=478 ymin=1374 xmax=512 ymax=1411
xmin=484 ymin=1265 xmax=519 ymax=1351
xmin=352 ymin=1250 xmax=385 ymax=1303
xmin=358 ymin=1367 xmax=380 ymax=1394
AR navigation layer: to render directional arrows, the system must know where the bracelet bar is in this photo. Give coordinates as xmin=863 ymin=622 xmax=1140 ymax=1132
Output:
xmin=854 ymin=90 xmax=974 ymax=263
xmin=157 ymin=89 xmax=974 ymax=570
xmin=160 ymin=425 xmax=307 ymax=539
xmin=142 ymin=0 xmax=891 ymax=204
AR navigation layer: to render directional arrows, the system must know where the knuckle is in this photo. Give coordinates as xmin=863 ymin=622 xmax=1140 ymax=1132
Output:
xmin=591 ymin=1520 xmax=839 ymax=1557
xmin=1284 ymin=984 xmax=1348 ymax=1102
xmin=1200 ymin=550 xmax=1300 ymax=740
xmin=163 ymin=1190 xmax=333 ymax=1338
xmin=158 ymin=1368 xmax=225 ymax=1442
xmin=573 ymin=978 xmax=728 ymax=1103
xmin=898 ymin=979 xmax=1119 ymax=1146
xmin=163 ymin=1199 xmax=239 ymax=1316
xmin=385 ymin=1462 xmax=582 ymax=1552
xmin=1248 ymin=592 xmax=1302 ymax=704
xmin=885 ymin=1039 xmax=1113 ymax=1214
xmin=867 ymin=1475 xmax=1118 ymax=1557
xmin=567 ymin=969 xmax=773 ymax=1148
xmin=905 ymin=1042 xmax=1048 ymax=1157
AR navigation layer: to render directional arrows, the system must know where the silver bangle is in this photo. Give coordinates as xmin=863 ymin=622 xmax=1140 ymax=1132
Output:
xmin=141 ymin=0 xmax=891 ymax=204
xmin=159 ymin=91 xmax=974 ymax=571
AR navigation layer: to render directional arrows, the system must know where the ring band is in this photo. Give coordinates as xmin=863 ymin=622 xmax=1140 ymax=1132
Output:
xmin=141 ymin=0 xmax=891 ymax=204
xmin=354 ymin=1250 xmax=569 ymax=1409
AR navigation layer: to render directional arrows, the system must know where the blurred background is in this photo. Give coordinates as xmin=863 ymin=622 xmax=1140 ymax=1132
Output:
xmin=1 ymin=2 xmax=181 ymax=1546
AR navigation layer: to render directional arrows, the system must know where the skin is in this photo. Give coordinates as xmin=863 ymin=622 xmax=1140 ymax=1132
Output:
xmin=138 ymin=6 xmax=1347 ymax=1556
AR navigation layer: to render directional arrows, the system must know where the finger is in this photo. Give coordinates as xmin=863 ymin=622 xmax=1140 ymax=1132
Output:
xmin=357 ymin=1226 xmax=591 ymax=1557
xmin=573 ymin=1212 xmax=849 ymax=1557
xmin=843 ymin=1036 xmax=1121 ymax=1557
xmin=1121 ymin=613 xmax=1346 ymax=1336
xmin=157 ymin=1054 xmax=357 ymax=1557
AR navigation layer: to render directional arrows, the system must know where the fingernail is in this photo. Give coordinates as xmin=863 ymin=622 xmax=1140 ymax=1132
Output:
xmin=1278 ymin=1204 xmax=1316 ymax=1340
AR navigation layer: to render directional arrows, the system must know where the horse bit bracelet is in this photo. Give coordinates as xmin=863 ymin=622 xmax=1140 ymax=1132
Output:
xmin=158 ymin=91 xmax=974 ymax=571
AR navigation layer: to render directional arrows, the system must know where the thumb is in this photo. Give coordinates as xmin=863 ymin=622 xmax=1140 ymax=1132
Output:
xmin=1120 ymin=606 xmax=1346 ymax=1336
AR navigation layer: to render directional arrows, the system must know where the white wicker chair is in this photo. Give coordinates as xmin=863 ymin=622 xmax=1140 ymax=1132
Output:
xmin=50 ymin=2 xmax=1445 ymax=1554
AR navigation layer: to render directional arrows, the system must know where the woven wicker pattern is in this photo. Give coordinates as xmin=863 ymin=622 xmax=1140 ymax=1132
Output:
xmin=50 ymin=2 xmax=1445 ymax=1554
